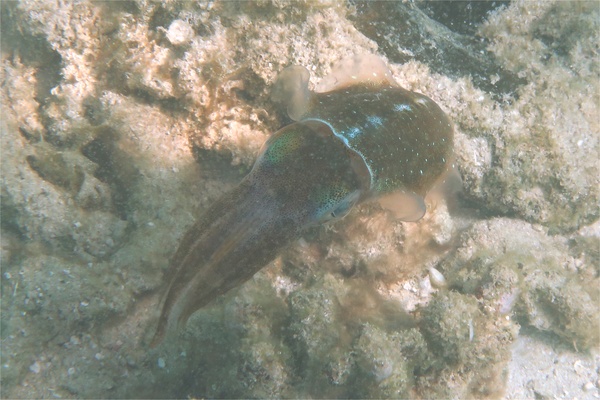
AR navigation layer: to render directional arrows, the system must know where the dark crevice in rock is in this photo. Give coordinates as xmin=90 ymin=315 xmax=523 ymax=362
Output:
xmin=417 ymin=1 xmax=509 ymax=36
xmin=81 ymin=127 xmax=140 ymax=220
xmin=348 ymin=1 xmax=525 ymax=100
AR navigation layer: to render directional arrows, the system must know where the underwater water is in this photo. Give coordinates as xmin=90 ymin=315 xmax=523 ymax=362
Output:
xmin=1 ymin=1 xmax=598 ymax=398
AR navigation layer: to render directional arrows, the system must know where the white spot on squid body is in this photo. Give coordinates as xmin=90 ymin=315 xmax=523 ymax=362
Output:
xmin=346 ymin=126 xmax=361 ymax=139
xmin=394 ymin=103 xmax=412 ymax=112
xmin=367 ymin=115 xmax=384 ymax=127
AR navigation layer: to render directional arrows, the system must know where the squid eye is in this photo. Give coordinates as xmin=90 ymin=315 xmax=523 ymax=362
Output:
xmin=317 ymin=190 xmax=361 ymax=224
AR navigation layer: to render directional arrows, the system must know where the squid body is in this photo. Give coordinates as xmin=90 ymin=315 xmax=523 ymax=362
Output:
xmin=150 ymin=54 xmax=454 ymax=346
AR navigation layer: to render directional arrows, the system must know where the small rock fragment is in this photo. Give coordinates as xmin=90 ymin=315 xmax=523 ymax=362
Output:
xmin=428 ymin=267 xmax=446 ymax=289
xmin=166 ymin=20 xmax=194 ymax=46
xmin=29 ymin=361 xmax=41 ymax=374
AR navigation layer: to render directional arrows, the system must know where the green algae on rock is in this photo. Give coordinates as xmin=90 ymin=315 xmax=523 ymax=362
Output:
xmin=438 ymin=218 xmax=599 ymax=351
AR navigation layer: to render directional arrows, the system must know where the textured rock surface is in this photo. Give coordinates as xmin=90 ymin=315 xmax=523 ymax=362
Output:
xmin=1 ymin=1 xmax=598 ymax=398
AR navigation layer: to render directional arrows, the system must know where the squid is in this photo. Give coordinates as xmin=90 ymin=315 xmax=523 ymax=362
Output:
xmin=150 ymin=54 xmax=454 ymax=347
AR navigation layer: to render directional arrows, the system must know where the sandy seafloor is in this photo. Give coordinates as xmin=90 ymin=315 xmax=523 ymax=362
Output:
xmin=1 ymin=1 xmax=599 ymax=398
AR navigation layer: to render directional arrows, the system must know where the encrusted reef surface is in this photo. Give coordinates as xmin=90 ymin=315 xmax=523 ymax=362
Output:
xmin=1 ymin=1 xmax=598 ymax=398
